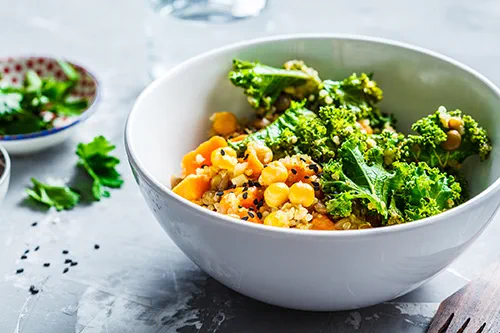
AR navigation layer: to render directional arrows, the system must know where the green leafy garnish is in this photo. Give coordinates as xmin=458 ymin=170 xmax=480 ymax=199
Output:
xmin=0 ymin=60 xmax=88 ymax=135
xmin=0 ymin=91 xmax=22 ymax=117
xmin=26 ymin=178 xmax=80 ymax=211
xmin=76 ymin=136 xmax=124 ymax=201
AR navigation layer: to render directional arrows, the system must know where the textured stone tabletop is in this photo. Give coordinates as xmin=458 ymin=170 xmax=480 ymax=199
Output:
xmin=1 ymin=0 xmax=500 ymax=332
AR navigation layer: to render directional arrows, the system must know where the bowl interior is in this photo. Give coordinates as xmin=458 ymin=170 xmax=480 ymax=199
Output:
xmin=0 ymin=56 xmax=98 ymax=139
xmin=128 ymin=36 xmax=500 ymax=201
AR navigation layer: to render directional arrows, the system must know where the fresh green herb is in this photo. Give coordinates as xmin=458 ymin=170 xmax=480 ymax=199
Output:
xmin=76 ymin=136 xmax=124 ymax=201
xmin=0 ymin=61 xmax=88 ymax=135
xmin=26 ymin=178 xmax=80 ymax=211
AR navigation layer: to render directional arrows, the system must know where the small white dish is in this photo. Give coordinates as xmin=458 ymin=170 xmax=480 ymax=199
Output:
xmin=0 ymin=144 xmax=11 ymax=207
xmin=125 ymin=34 xmax=500 ymax=311
xmin=0 ymin=56 xmax=99 ymax=155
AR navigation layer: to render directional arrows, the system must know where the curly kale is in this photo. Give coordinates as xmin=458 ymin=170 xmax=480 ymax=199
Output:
xmin=321 ymin=140 xmax=463 ymax=224
xmin=229 ymin=59 xmax=321 ymax=111
xmin=314 ymin=73 xmax=394 ymax=132
xmin=371 ymin=130 xmax=406 ymax=166
xmin=296 ymin=106 xmax=364 ymax=164
xmin=404 ymin=106 xmax=492 ymax=169
xmin=389 ymin=162 xmax=463 ymax=224
xmin=229 ymin=101 xmax=316 ymax=156
xmin=320 ymin=140 xmax=397 ymax=219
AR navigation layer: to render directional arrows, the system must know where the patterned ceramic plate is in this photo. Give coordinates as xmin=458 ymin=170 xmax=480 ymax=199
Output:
xmin=0 ymin=56 xmax=100 ymax=154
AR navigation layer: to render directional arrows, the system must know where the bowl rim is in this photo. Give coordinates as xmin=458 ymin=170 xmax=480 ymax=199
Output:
xmin=0 ymin=55 xmax=101 ymax=141
xmin=125 ymin=33 xmax=500 ymax=238
xmin=0 ymin=144 xmax=11 ymax=187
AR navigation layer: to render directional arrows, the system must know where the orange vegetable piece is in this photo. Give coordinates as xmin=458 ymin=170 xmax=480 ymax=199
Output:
xmin=311 ymin=214 xmax=335 ymax=230
xmin=245 ymin=147 xmax=264 ymax=177
xmin=181 ymin=136 xmax=227 ymax=176
xmin=239 ymin=187 xmax=263 ymax=208
xmin=236 ymin=208 xmax=263 ymax=224
xmin=172 ymin=174 xmax=211 ymax=201
xmin=181 ymin=151 xmax=200 ymax=177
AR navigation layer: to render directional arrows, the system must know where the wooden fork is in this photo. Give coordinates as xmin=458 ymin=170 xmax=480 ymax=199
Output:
xmin=427 ymin=260 xmax=500 ymax=332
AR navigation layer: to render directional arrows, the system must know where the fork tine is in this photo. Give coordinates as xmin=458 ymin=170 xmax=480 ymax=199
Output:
xmin=456 ymin=318 xmax=470 ymax=333
xmin=438 ymin=313 xmax=454 ymax=333
xmin=476 ymin=322 xmax=487 ymax=333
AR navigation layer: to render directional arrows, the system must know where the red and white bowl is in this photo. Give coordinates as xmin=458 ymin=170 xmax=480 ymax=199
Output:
xmin=0 ymin=56 xmax=100 ymax=155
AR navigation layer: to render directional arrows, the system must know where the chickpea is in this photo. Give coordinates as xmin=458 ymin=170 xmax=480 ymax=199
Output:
xmin=264 ymin=182 xmax=290 ymax=208
xmin=289 ymin=182 xmax=315 ymax=207
xmin=210 ymin=147 xmax=238 ymax=170
xmin=441 ymin=130 xmax=462 ymax=151
xmin=275 ymin=94 xmax=291 ymax=112
xmin=259 ymin=161 xmax=288 ymax=186
xmin=211 ymin=112 xmax=238 ymax=135
xmin=448 ymin=117 xmax=464 ymax=130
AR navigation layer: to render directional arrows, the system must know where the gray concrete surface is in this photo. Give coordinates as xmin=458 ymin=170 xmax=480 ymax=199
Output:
xmin=1 ymin=0 xmax=499 ymax=332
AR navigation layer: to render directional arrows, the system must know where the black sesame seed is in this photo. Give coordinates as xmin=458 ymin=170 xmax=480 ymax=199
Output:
xmin=238 ymin=205 xmax=243 ymax=209
xmin=248 ymin=207 xmax=254 ymax=211
xmin=304 ymin=176 xmax=310 ymax=179
xmin=29 ymin=285 xmax=39 ymax=295
xmin=243 ymin=154 xmax=249 ymax=160
xmin=242 ymin=192 xmax=248 ymax=199
xmin=63 ymin=267 xmax=69 ymax=274
xmin=248 ymin=212 xmax=255 ymax=218
xmin=94 ymin=244 xmax=100 ymax=250
xmin=220 ymin=149 xmax=226 ymax=156
xmin=263 ymin=164 xmax=268 ymax=168
xmin=16 ymin=268 xmax=24 ymax=274
xmin=216 ymin=191 xmax=224 ymax=196
xmin=64 ymin=259 xmax=72 ymax=264
xmin=248 ymin=180 xmax=254 ymax=187
xmin=253 ymin=199 xmax=259 ymax=205
xmin=24 ymin=249 xmax=29 ymax=254
xmin=43 ymin=263 xmax=50 ymax=267
xmin=62 ymin=250 xmax=69 ymax=255
xmin=201 ymin=164 xmax=208 ymax=169
xmin=70 ymin=261 xmax=78 ymax=267
xmin=311 ymin=181 xmax=320 ymax=187
xmin=243 ymin=186 xmax=248 ymax=192
xmin=241 ymin=216 xmax=249 ymax=221
xmin=257 ymin=212 xmax=263 ymax=219
xmin=254 ymin=182 xmax=262 ymax=188
xmin=21 ymin=255 xmax=27 ymax=260
xmin=308 ymin=164 xmax=318 ymax=172
xmin=31 ymin=222 xmax=38 ymax=227
xmin=34 ymin=246 xmax=40 ymax=252
xmin=291 ymin=168 xmax=297 ymax=175
xmin=300 ymin=157 xmax=306 ymax=162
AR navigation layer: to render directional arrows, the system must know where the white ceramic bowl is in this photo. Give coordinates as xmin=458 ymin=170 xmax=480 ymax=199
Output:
xmin=0 ymin=56 xmax=99 ymax=155
xmin=0 ymin=145 xmax=11 ymax=207
xmin=125 ymin=35 xmax=500 ymax=311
